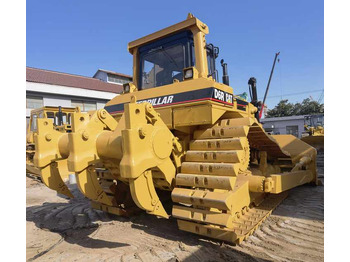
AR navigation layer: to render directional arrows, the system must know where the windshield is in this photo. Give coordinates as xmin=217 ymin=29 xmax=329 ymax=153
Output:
xmin=139 ymin=31 xmax=194 ymax=89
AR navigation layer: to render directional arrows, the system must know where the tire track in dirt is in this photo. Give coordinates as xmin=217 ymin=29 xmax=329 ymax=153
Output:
xmin=237 ymin=183 xmax=324 ymax=262
xmin=27 ymin=175 xmax=324 ymax=262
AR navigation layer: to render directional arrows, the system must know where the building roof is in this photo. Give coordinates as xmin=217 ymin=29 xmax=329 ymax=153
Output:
xmin=93 ymin=69 xmax=132 ymax=79
xmin=262 ymin=115 xmax=306 ymax=122
xmin=27 ymin=67 xmax=123 ymax=94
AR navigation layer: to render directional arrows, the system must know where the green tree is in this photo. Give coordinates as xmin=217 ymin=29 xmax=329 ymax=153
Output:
xmin=298 ymin=98 xmax=324 ymax=115
xmin=265 ymin=99 xmax=294 ymax=117
xmin=266 ymin=98 xmax=324 ymax=118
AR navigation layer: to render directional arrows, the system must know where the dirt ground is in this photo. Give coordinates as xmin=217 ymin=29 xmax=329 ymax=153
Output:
xmin=26 ymin=172 xmax=324 ymax=262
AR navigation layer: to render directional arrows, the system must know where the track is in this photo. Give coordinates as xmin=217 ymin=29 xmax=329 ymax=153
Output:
xmin=171 ymin=118 xmax=292 ymax=244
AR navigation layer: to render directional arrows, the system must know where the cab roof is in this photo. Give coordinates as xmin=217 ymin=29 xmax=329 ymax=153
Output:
xmin=127 ymin=14 xmax=209 ymax=54
xmin=30 ymin=106 xmax=78 ymax=114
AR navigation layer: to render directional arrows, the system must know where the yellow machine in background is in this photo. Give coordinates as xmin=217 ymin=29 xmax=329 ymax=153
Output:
xmin=301 ymin=114 xmax=324 ymax=150
xmin=26 ymin=106 xmax=80 ymax=180
xmin=31 ymin=14 xmax=319 ymax=244
xmin=301 ymin=114 xmax=324 ymax=173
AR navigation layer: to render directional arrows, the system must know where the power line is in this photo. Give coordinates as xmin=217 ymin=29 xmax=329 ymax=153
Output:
xmin=260 ymin=89 xmax=324 ymax=100
xmin=317 ymin=91 xmax=324 ymax=103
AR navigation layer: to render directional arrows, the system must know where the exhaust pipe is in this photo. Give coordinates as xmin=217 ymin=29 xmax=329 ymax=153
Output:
xmin=248 ymin=77 xmax=258 ymax=104
xmin=221 ymin=59 xmax=229 ymax=85
xmin=58 ymin=106 xmax=63 ymax=126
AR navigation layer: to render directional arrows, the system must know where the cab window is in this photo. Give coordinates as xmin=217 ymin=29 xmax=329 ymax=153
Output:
xmin=46 ymin=112 xmax=55 ymax=124
xmin=54 ymin=112 xmax=69 ymax=125
xmin=30 ymin=114 xmax=38 ymax=132
xmin=139 ymin=31 xmax=194 ymax=89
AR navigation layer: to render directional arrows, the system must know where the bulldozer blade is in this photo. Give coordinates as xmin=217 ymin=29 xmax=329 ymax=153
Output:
xmin=75 ymin=167 xmax=113 ymax=206
xmin=129 ymin=170 xmax=169 ymax=219
xmin=40 ymin=161 xmax=73 ymax=198
xmin=301 ymin=135 xmax=324 ymax=151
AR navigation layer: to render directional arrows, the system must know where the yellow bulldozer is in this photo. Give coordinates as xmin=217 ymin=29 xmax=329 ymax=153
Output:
xmin=301 ymin=114 xmax=324 ymax=151
xmin=31 ymin=14 xmax=319 ymax=244
xmin=26 ymin=106 xmax=80 ymax=180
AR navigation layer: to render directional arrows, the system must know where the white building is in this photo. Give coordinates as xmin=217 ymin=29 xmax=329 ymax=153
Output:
xmin=93 ymin=69 xmax=132 ymax=85
xmin=26 ymin=67 xmax=124 ymax=125
xmin=262 ymin=115 xmax=306 ymax=138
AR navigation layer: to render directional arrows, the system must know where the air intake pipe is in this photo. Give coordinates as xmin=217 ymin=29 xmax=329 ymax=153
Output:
xmin=248 ymin=77 xmax=261 ymax=122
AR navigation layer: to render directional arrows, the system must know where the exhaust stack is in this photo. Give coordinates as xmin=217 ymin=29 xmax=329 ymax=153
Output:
xmin=58 ymin=106 xmax=63 ymax=126
xmin=220 ymin=59 xmax=229 ymax=85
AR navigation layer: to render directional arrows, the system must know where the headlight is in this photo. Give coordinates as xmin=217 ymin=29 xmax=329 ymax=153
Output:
xmin=184 ymin=68 xmax=193 ymax=79
xmin=123 ymin=83 xmax=130 ymax=93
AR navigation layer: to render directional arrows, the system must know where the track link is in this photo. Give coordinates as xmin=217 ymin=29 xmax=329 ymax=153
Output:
xmin=175 ymin=192 xmax=287 ymax=244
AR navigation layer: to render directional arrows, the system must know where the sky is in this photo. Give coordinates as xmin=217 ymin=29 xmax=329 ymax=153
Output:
xmin=26 ymin=0 xmax=324 ymax=108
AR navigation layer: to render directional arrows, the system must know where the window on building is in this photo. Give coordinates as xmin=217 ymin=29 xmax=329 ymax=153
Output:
xmin=71 ymin=100 xmax=84 ymax=110
xmin=71 ymin=100 xmax=97 ymax=112
xmin=286 ymin=125 xmax=299 ymax=137
xmin=107 ymin=74 xmax=130 ymax=84
xmin=84 ymin=102 xmax=97 ymax=112
xmin=26 ymin=96 xmax=43 ymax=109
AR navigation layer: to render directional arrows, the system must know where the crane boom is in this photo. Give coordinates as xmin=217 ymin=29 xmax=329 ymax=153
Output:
xmin=259 ymin=52 xmax=280 ymax=119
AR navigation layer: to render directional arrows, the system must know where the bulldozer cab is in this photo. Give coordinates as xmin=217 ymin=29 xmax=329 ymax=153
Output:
xmin=136 ymin=30 xmax=219 ymax=89
xmin=105 ymin=14 xmax=245 ymax=126
xmin=127 ymin=14 xmax=218 ymax=91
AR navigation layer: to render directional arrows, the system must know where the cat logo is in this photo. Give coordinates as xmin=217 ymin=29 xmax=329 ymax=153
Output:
xmin=225 ymin=93 xmax=233 ymax=104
